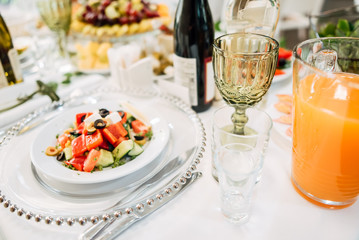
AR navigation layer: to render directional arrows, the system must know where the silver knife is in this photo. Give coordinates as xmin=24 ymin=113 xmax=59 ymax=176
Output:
xmin=80 ymin=171 xmax=202 ymax=240
xmin=80 ymin=147 xmax=195 ymax=238
xmin=106 ymin=146 xmax=195 ymax=209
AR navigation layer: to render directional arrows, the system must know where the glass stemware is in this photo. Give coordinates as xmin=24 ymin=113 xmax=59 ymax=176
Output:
xmin=36 ymin=0 xmax=72 ymax=63
xmin=212 ymin=33 xmax=278 ymax=135
xmin=224 ymin=0 xmax=280 ymax=37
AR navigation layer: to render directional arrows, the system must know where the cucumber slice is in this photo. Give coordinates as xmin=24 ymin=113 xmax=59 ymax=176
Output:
xmin=63 ymin=147 xmax=72 ymax=161
xmin=128 ymin=142 xmax=144 ymax=157
xmin=96 ymin=149 xmax=114 ymax=167
xmin=112 ymin=139 xmax=134 ymax=159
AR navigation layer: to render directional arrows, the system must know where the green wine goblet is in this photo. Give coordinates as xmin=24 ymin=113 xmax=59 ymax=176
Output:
xmin=36 ymin=0 xmax=72 ymax=58
xmin=213 ymin=33 xmax=278 ymax=135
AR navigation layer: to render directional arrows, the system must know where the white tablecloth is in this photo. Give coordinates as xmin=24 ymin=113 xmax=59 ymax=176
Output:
xmin=0 ymin=75 xmax=358 ymax=240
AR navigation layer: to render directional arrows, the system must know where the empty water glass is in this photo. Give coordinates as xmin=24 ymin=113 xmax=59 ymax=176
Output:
xmin=211 ymin=105 xmax=272 ymax=181
xmin=216 ymin=143 xmax=263 ymax=224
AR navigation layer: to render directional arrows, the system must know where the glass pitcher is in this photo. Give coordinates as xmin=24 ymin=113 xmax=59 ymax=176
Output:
xmin=224 ymin=0 xmax=280 ymax=37
xmin=292 ymin=37 xmax=359 ymax=209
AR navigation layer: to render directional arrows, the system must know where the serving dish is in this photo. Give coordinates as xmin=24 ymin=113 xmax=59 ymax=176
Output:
xmin=0 ymin=86 xmax=205 ymax=226
xmin=79 ymin=68 xmax=110 ymax=75
xmin=267 ymin=93 xmax=292 ymax=152
xmin=272 ymin=67 xmax=292 ymax=83
xmin=30 ymin=100 xmax=170 ymax=195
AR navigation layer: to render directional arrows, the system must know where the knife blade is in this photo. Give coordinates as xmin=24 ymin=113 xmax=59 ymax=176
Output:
xmin=107 ymin=146 xmax=196 ymax=208
xmin=80 ymin=147 xmax=195 ymax=239
xmin=80 ymin=171 xmax=202 ymax=240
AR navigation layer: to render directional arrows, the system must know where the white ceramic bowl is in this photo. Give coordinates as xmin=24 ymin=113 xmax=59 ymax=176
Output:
xmin=30 ymin=100 xmax=170 ymax=195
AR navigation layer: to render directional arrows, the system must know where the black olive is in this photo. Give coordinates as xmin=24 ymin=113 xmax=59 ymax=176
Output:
xmin=80 ymin=114 xmax=86 ymax=123
xmin=118 ymin=110 xmax=125 ymax=118
xmin=99 ymin=108 xmax=110 ymax=118
xmin=56 ymin=151 xmax=65 ymax=161
xmin=70 ymin=130 xmax=81 ymax=137
xmin=278 ymin=58 xmax=287 ymax=67
xmin=134 ymin=135 xmax=144 ymax=140
xmin=94 ymin=119 xmax=106 ymax=129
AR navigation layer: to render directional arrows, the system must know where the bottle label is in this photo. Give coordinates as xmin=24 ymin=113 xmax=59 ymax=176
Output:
xmin=0 ymin=63 xmax=9 ymax=88
xmin=173 ymin=55 xmax=198 ymax=106
xmin=8 ymin=48 xmax=22 ymax=81
xmin=204 ymin=57 xmax=215 ymax=103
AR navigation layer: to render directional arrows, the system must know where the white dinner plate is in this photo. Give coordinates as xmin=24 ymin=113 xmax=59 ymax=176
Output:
xmin=273 ymin=67 xmax=292 ymax=83
xmin=77 ymin=68 xmax=174 ymax=79
xmin=30 ymin=100 xmax=170 ymax=185
xmin=267 ymin=95 xmax=292 ymax=152
xmin=78 ymin=68 xmax=110 ymax=75
xmin=0 ymin=86 xmax=203 ymax=219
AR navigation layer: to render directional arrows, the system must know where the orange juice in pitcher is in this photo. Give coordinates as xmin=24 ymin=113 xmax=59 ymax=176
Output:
xmin=292 ymin=38 xmax=359 ymax=209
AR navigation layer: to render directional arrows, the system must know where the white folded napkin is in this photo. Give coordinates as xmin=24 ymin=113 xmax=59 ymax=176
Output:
xmin=0 ymin=74 xmax=106 ymax=128
xmin=156 ymin=78 xmax=190 ymax=105
xmin=108 ymin=44 xmax=154 ymax=90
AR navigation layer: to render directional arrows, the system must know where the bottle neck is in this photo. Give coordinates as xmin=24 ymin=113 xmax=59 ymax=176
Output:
xmin=179 ymin=0 xmax=209 ymax=7
xmin=0 ymin=14 xmax=12 ymax=47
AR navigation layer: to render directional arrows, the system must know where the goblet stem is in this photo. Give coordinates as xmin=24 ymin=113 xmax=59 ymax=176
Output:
xmin=231 ymin=105 xmax=248 ymax=135
xmin=56 ymin=29 xmax=68 ymax=58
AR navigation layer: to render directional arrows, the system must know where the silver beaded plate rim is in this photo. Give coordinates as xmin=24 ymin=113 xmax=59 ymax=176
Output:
xmin=0 ymin=86 xmax=206 ymax=226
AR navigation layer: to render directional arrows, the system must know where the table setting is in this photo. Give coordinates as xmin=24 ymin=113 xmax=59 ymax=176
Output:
xmin=0 ymin=0 xmax=359 ymax=240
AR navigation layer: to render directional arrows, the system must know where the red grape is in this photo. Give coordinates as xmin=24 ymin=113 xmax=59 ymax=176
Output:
xmin=84 ymin=12 xmax=98 ymax=24
xmin=119 ymin=16 xmax=129 ymax=25
xmin=102 ymin=0 xmax=111 ymax=8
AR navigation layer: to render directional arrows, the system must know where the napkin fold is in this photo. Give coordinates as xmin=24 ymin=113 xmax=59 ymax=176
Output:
xmin=0 ymin=74 xmax=106 ymax=128
xmin=108 ymin=44 xmax=153 ymax=89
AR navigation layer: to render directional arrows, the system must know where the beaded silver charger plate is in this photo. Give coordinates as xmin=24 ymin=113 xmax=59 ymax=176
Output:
xmin=0 ymin=86 xmax=205 ymax=226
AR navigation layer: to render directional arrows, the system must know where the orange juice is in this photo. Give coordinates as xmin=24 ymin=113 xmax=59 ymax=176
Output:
xmin=292 ymin=72 xmax=359 ymax=208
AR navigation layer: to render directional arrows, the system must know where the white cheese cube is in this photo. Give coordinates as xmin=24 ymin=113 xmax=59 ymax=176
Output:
xmin=105 ymin=112 xmax=122 ymax=125
xmin=83 ymin=113 xmax=102 ymax=126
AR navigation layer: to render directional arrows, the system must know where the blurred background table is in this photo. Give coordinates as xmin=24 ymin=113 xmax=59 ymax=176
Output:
xmin=0 ymin=0 xmax=359 ymax=239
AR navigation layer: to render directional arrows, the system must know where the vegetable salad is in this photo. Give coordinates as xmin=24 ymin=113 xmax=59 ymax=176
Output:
xmin=45 ymin=107 xmax=152 ymax=172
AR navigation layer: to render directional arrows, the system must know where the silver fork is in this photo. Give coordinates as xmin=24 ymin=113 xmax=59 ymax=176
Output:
xmin=81 ymin=147 xmax=195 ymax=240
xmin=108 ymin=147 xmax=194 ymax=207
xmin=0 ymin=95 xmax=99 ymax=138
xmin=80 ymin=171 xmax=202 ymax=240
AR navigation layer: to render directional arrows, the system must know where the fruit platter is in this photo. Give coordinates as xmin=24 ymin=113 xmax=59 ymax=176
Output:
xmin=71 ymin=0 xmax=171 ymax=39
xmin=72 ymin=36 xmax=174 ymax=75
xmin=72 ymin=40 xmax=113 ymax=71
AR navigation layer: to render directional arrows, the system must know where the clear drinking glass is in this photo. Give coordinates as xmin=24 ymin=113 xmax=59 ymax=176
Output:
xmin=224 ymin=0 xmax=280 ymax=37
xmin=212 ymin=105 xmax=272 ymax=181
xmin=36 ymin=0 xmax=72 ymax=68
xmin=292 ymin=37 xmax=359 ymax=209
xmin=215 ymin=142 xmax=263 ymax=224
xmin=213 ymin=33 xmax=278 ymax=135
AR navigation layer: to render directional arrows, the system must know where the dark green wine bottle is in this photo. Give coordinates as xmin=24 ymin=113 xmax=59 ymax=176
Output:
xmin=173 ymin=0 xmax=215 ymax=112
xmin=0 ymin=14 xmax=23 ymax=88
